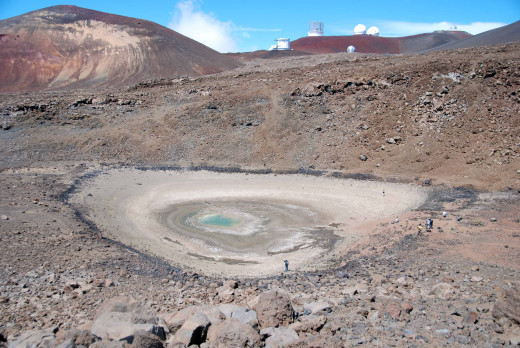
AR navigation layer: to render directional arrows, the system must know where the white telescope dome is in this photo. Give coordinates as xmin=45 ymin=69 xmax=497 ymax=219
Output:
xmin=354 ymin=24 xmax=366 ymax=35
xmin=367 ymin=26 xmax=380 ymax=36
xmin=308 ymin=21 xmax=324 ymax=36
xmin=347 ymin=45 xmax=356 ymax=53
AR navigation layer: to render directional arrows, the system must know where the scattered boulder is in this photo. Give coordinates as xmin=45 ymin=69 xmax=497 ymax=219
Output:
xmin=303 ymin=301 xmax=332 ymax=315
xmin=56 ymin=329 xmax=100 ymax=347
xmin=91 ymin=311 xmax=166 ymax=342
xmin=7 ymin=327 xmax=57 ymax=348
xmin=261 ymin=327 xmax=299 ymax=348
xmin=90 ymin=298 xmax=166 ymax=343
xmin=206 ymin=318 xmax=261 ymax=348
xmin=218 ymin=304 xmax=258 ymax=328
xmin=253 ymin=290 xmax=294 ymax=329
xmin=289 ymin=315 xmax=327 ymax=333
xmin=170 ymin=311 xmax=210 ymax=347
xmin=509 ymin=336 xmax=520 ymax=346
xmin=161 ymin=307 xmax=199 ymax=333
xmin=130 ymin=330 xmax=164 ymax=348
xmin=401 ymin=303 xmax=413 ymax=314
xmin=463 ymin=311 xmax=479 ymax=325
xmin=430 ymin=282 xmax=456 ymax=299
xmin=379 ymin=302 xmax=401 ymax=320
xmin=493 ymin=283 xmax=520 ymax=325
xmin=162 ymin=306 xmax=224 ymax=334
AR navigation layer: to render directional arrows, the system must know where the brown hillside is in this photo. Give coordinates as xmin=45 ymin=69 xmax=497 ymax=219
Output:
xmin=424 ymin=20 xmax=520 ymax=52
xmin=290 ymin=31 xmax=472 ymax=55
xmin=0 ymin=35 xmax=520 ymax=348
xmin=1 ymin=43 xmax=518 ymax=191
xmin=0 ymin=5 xmax=241 ymax=92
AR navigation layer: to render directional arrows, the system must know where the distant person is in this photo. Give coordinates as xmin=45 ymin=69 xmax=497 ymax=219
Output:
xmin=443 ymin=211 xmax=447 ymax=218
xmin=427 ymin=218 xmax=433 ymax=229
xmin=417 ymin=224 xmax=423 ymax=235
xmin=382 ymin=190 xmax=385 ymax=197
xmin=284 ymin=260 xmax=289 ymax=272
xmin=393 ymin=217 xmax=399 ymax=224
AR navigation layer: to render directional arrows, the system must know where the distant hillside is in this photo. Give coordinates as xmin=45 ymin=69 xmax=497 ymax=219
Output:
xmin=422 ymin=20 xmax=520 ymax=52
xmin=290 ymin=31 xmax=472 ymax=55
xmin=0 ymin=5 xmax=241 ymax=92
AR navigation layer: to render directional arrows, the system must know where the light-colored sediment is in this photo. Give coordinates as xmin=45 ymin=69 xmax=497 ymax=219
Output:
xmin=70 ymin=169 xmax=427 ymax=277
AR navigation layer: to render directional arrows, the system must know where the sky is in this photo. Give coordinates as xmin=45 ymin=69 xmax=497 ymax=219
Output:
xmin=1 ymin=0 xmax=519 ymax=53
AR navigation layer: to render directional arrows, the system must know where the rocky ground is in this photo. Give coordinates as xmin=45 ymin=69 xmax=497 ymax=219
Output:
xmin=1 ymin=43 xmax=520 ymax=347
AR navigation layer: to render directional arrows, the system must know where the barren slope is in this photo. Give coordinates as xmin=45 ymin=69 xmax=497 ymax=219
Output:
xmin=1 ymin=43 xmax=518 ymax=191
xmin=290 ymin=31 xmax=471 ymax=55
xmin=0 ymin=5 xmax=241 ymax=92
xmin=425 ymin=20 xmax=520 ymax=52
xmin=0 ymin=42 xmax=520 ymax=348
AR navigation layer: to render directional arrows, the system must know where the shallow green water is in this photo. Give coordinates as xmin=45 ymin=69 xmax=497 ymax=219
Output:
xmin=198 ymin=214 xmax=240 ymax=227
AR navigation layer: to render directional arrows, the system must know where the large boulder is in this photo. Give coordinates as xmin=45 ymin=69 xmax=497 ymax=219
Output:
xmin=289 ymin=315 xmax=327 ymax=334
xmin=170 ymin=311 xmax=210 ymax=347
xmin=130 ymin=330 xmax=164 ymax=348
xmin=260 ymin=327 xmax=299 ymax=348
xmin=56 ymin=329 xmax=100 ymax=347
xmin=493 ymin=283 xmax=520 ymax=324
xmin=303 ymin=301 xmax=332 ymax=315
xmin=91 ymin=311 xmax=166 ymax=342
xmin=161 ymin=306 xmax=225 ymax=334
xmin=7 ymin=327 xmax=57 ymax=348
xmin=206 ymin=318 xmax=261 ymax=348
xmin=218 ymin=304 xmax=258 ymax=328
xmin=253 ymin=290 xmax=294 ymax=329
xmin=90 ymin=298 xmax=166 ymax=343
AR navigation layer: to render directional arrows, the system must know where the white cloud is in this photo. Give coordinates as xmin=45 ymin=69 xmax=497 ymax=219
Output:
xmin=455 ymin=22 xmax=507 ymax=35
xmin=236 ymin=27 xmax=282 ymax=33
xmin=378 ymin=21 xmax=507 ymax=37
xmin=169 ymin=0 xmax=237 ymax=53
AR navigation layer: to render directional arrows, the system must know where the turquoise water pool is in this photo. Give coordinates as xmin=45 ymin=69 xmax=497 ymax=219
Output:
xmin=198 ymin=214 xmax=240 ymax=227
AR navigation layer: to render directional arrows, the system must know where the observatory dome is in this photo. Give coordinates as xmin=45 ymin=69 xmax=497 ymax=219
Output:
xmin=308 ymin=21 xmax=324 ymax=37
xmin=347 ymin=45 xmax=356 ymax=53
xmin=449 ymin=25 xmax=458 ymax=30
xmin=354 ymin=24 xmax=366 ymax=35
xmin=367 ymin=26 xmax=380 ymax=36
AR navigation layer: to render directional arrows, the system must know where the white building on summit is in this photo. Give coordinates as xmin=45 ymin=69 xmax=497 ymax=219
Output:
xmin=269 ymin=38 xmax=290 ymax=51
xmin=367 ymin=26 xmax=380 ymax=36
xmin=308 ymin=21 xmax=324 ymax=36
xmin=354 ymin=24 xmax=367 ymax=35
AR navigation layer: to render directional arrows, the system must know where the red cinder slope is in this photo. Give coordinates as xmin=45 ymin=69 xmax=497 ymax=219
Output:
xmin=0 ymin=5 xmax=241 ymax=92
xmin=290 ymin=35 xmax=400 ymax=54
xmin=290 ymin=31 xmax=472 ymax=55
xmin=422 ymin=20 xmax=520 ymax=52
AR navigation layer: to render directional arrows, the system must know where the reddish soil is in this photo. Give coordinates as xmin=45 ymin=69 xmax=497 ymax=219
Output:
xmin=0 ymin=5 xmax=241 ymax=92
xmin=291 ymin=35 xmax=402 ymax=54
xmin=0 ymin=11 xmax=519 ymax=347
xmin=425 ymin=20 xmax=520 ymax=52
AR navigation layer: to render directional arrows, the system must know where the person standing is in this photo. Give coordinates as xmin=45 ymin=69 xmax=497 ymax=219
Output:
xmin=284 ymin=260 xmax=289 ymax=272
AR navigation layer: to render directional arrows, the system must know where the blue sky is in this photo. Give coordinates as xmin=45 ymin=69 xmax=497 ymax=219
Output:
xmin=1 ymin=0 xmax=519 ymax=52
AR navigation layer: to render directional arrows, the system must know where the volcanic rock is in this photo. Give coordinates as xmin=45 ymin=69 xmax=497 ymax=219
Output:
xmin=253 ymin=290 xmax=295 ymax=329
xmin=170 ymin=311 xmax=210 ymax=347
xmin=218 ymin=304 xmax=258 ymax=328
xmin=261 ymin=327 xmax=299 ymax=348
xmin=0 ymin=5 xmax=241 ymax=92
xmin=206 ymin=318 xmax=261 ymax=348
xmin=493 ymin=283 xmax=520 ymax=325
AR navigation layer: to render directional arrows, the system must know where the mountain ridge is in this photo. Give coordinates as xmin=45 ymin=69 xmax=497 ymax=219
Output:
xmin=0 ymin=5 xmax=241 ymax=92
